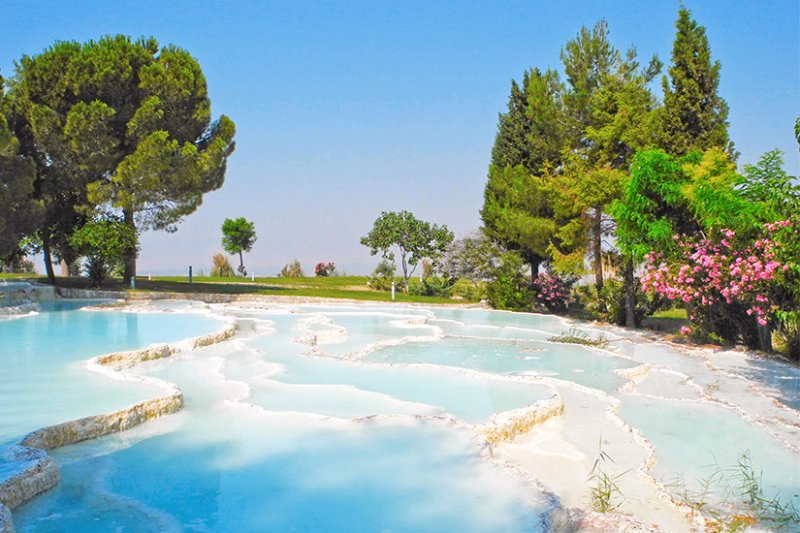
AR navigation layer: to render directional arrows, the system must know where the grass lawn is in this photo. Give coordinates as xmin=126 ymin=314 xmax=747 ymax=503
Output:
xmin=644 ymin=306 xmax=689 ymax=333
xmin=651 ymin=307 xmax=688 ymax=320
xmin=12 ymin=274 xmax=470 ymax=305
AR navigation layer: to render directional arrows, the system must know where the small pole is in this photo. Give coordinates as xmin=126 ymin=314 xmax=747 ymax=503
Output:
xmin=391 ymin=281 xmax=396 ymax=301
xmin=251 ymin=271 xmax=255 ymax=282
xmin=189 ymin=266 xmax=193 ymax=284
xmin=148 ymin=273 xmax=152 ymax=281
xmin=130 ymin=277 xmax=136 ymax=289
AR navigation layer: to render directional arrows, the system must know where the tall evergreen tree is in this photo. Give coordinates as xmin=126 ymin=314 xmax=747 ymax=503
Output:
xmin=482 ymin=68 xmax=563 ymax=276
xmin=0 ymin=74 xmax=43 ymax=259
xmin=11 ymin=36 xmax=236 ymax=283
xmin=549 ymin=21 xmax=660 ymax=296
xmin=660 ymin=7 xmax=732 ymax=157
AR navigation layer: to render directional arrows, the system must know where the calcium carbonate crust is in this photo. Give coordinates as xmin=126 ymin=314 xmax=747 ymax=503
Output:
xmin=0 ymin=311 xmax=236 ymax=532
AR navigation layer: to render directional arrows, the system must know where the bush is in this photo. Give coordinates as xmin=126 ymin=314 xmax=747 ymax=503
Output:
xmin=531 ymin=271 xmax=576 ymax=312
xmin=210 ymin=253 xmax=235 ymax=277
xmin=367 ymin=260 xmax=399 ymax=291
xmin=279 ymin=259 xmax=304 ymax=277
xmin=452 ymin=278 xmax=487 ymax=301
xmin=407 ymin=276 xmax=456 ymax=297
xmin=573 ymin=277 xmax=666 ymax=326
xmin=314 ymin=262 xmax=336 ymax=277
xmin=600 ymin=277 xmax=665 ymax=327
xmin=486 ymin=252 xmax=532 ymax=311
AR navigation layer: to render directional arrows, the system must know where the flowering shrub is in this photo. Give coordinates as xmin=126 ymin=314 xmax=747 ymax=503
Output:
xmin=314 ymin=262 xmax=336 ymax=277
xmin=641 ymin=218 xmax=799 ymax=350
xmin=531 ymin=272 xmax=575 ymax=312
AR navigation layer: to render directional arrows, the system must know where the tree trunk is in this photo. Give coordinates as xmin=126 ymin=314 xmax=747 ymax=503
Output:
xmin=239 ymin=251 xmax=245 ymax=276
xmin=623 ymin=257 xmax=636 ymax=328
xmin=401 ymin=251 xmax=409 ymax=291
xmin=529 ymin=257 xmax=541 ymax=282
xmin=122 ymin=209 xmax=136 ymax=284
xmin=757 ymin=322 xmax=772 ymax=353
xmin=593 ymin=208 xmax=603 ymax=293
xmin=42 ymin=231 xmax=57 ymax=286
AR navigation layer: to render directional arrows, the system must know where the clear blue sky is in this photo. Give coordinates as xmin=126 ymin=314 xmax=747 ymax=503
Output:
xmin=2 ymin=1 xmax=798 ymax=275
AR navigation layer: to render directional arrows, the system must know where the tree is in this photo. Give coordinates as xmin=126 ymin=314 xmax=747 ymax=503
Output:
xmin=10 ymin=35 xmax=236 ymax=284
xmin=221 ymin=217 xmax=256 ymax=276
xmin=739 ymin=149 xmax=800 ymax=221
xmin=482 ymin=68 xmax=564 ymax=276
xmin=659 ymin=7 xmax=732 ymax=157
xmin=442 ymin=231 xmax=502 ymax=282
xmin=549 ymin=20 xmax=660 ymax=311
xmin=360 ymin=211 xmax=454 ymax=289
xmin=69 ymin=215 xmax=138 ymax=286
xmin=0 ymin=74 xmax=43 ymax=259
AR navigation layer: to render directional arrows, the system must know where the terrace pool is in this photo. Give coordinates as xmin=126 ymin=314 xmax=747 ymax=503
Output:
xmin=2 ymin=301 xmax=798 ymax=532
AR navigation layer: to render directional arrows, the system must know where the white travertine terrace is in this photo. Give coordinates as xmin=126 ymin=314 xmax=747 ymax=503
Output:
xmin=3 ymin=292 xmax=798 ymax=532
xmin=0 ymin=311 xmax=236 ymax=532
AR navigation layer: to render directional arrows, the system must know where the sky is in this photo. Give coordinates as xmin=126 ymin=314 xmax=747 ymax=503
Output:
xmin=2 ymin=0 xmax=798 ymax=276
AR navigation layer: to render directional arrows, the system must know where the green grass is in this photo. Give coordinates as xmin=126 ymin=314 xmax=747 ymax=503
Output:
xmin=25 ymin=275 xmax=466 ymax=305
xmin=651 ymin=307 xmax=689 ymax=320
xmin=0 ymin=273 xmax=35 ymax=279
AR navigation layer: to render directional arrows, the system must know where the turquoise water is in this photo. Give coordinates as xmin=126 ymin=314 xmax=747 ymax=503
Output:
xmin=618 ymin=395 xmax=800 ymax=509
xmin=365 ymin=337 xmax=635 ymax=392
xmin=5 ymin=303 xmax=800 ymax=531
xmin=0 ymin=302 xmax=224 ymax=444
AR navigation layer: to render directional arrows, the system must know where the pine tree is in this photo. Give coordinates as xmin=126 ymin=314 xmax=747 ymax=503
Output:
xmin=482 ymin=68 xmax=564 ymax=276
xmin=660 ymin=7 xmax=732 ymax=157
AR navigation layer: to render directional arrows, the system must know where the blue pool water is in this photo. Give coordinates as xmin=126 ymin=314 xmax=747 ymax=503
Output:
xmin=4 ymin=302 xmax=799 ymax=532
xmin=0 ymin=301 xmax=224 ymax=444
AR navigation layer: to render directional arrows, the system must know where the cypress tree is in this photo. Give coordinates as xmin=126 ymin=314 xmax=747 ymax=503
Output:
xmin=660 ymin=7 xmax=732 ymax=156
xmin=482 ymin=68 xmax=564 ymax=277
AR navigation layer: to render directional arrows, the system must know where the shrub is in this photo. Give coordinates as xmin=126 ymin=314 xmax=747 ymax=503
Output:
xmin=314 ymin=262 xmax=336 ymax=277
xmin=452 ymin=278 xmax=487 ymax=301
xmin=486 ymin=251 xmax=532 ymax=311
xmin=210 ymin=253 xmax=235 ymax=277
xmin=531 ymin=271 xmax=576 ymax=312
xmin=407 ymin=276 xmax=456 ymax=297
xmin=596 ymin=277 xmax=666 ymax=327
xmin=279 ymin=259 xmax=304 ymax=277
xmin=641 ymin=222 xmax=798 ymax=351
xmin=367 ymin=260 xmax=399 ymax=291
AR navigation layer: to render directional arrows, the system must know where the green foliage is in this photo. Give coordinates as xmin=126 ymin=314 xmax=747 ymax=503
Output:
xmin=451 ymin=278 xmax=487 ymax=301
xmin=739 ymin=149 xmax=800 ymax=222
xmin=68 ymin=215 xmax=138 ymax=286
xmin=442 ymin=232 xmax=501 ymax=281
xmin=360 ymin=211 xmax=454 ymax=289
xmin=0 ymin=254 xmax=35 ymax=274
xmin=0 ymin=76 xmax=43 ymax=259
xmin=795 ymin=116 xmax=800 ymax=149
xmin=680 ymin=149 xmax=757 ymax=235
xmin=612 ymin=149 xmax=690 ymax=261
xmin=484 ymin=19 xmax=660 ymax=287
xmin=11 ymin=35 xmax=236 ymax=281
xmin=279 ymin=259 xmax=303 ymax=278
xmin=482 ymin=165 xmax=556 ymax=272
xmin=221 ymin=217 xmax=256 ymax=275
xmin=548 ymin=328 xmax=609 ymax=349
xmin=670 ymin=451 xmax=800 ymax=532
xmin=598 ymin=277 xmax=665 ymax=327
xmin=486 ymin=251 xmax=532 ymax=311
xmin=407 ymin=276 xmax=456 ymax=298
xmin=210 ymin=253 xmax=234 ymax=277
xmin=659 ymin=7 xmax=732 ymax=157
xmin=587 ymin=441 xmax=629 ymax=513
xmin=367 ymin=260 xmax=398 ymax=292
xmin=614 ymin=148 xmax=757 ymax=265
